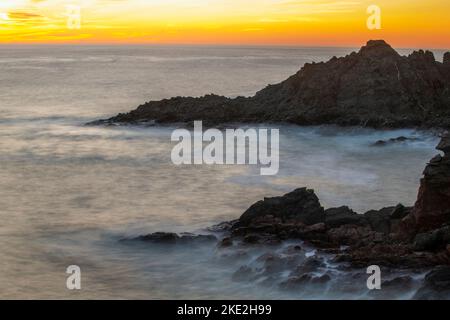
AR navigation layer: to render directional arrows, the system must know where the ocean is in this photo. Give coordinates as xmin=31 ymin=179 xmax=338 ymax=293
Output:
xmin=0 ymin=45 xmax=445 ymax=299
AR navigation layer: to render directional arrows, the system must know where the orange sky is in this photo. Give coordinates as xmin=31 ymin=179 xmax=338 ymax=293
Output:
xmin=0 ymin=0 xmax=449 ymax=48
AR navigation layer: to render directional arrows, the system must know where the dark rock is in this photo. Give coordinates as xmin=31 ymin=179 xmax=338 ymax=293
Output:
xmin=219 ymin=237 xmax=233 ymax=248
xmin=372 ymin=136 xmax=419 ymax=147
xmin=327 ymin=224 xmax=377 ymax=246
xmin=235 ymin=188 xmax=325 ymax=228
xmin=208 ymin=220 xmax=238 ymax=232
xmin=232 ymin=266 xmax=257 ymax=282
xmin=325 ymin=206 xmax=365 ymax=228
xmin=279 ymin=273 xmax=330 ymax=291
xmin=410 ymin=133 xmax=450 ymax=232
xmin=414 ymin=266 xmax=450 ymax=299
xmin=90 ymin=40 xmax=450 ymax=129
xmin=279 ymin=274 xmax=313 ymax=290
xmin=444 ymin=52 xmax=450 ymax=66
xmin=291 ymin=257 xmax=326 ymax=275
xmin=282 ymin=245 xmax=303 ymax=254
xmin=133 ymin=232 xmax=179 ymax=243
xmin=437 ymin=131 xmax=450 ymax=154
xmin=390 ymin=204 xmax=411 ymax=220
xmin=414 ymin=226 xmax=450 ymax=251
xmin=129 ymin=232 xmax=217 ymax=244
xmin=257 ymin=253 xmax=302 ymax=274
xmin=304 ymin=223 xmax=327 ymax=232
xmin=243 ymin=234 xmax=262 ymax=244
xmin=382 ymin=276 xmax=414 ymax=290
xmin=311 ymin=274 xmax=331 ymax=284
xmin=364 ymin=207 xmax=393 ymax=234
xmin=178 ymin=233 xmax=218 ymax=243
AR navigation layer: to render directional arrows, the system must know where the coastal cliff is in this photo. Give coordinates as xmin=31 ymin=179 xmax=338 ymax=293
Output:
xmin=91 ymin=40 xmax=450 ymax=129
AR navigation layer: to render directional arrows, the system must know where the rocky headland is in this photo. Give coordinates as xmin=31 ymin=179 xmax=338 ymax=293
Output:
xmin=124 ymin=133 xmax=450 ymax=299
xmin=90 ymin=40 xmax=450 ymax=129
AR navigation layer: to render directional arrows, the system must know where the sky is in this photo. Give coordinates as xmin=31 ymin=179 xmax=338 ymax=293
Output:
xmin=0 ymin=0 xmax=449 ymax=48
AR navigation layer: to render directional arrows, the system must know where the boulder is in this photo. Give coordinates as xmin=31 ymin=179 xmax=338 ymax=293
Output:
xmin=390 ymin=204 xmax=411 ymax=220
xmin=235 ymin=188 xmax=325 ymax=228
xmin=414 ymin=226 xmax=450 ymax=251
xmin=325 ymin=206 xmax=365 ymax=228
xmin=364 ymin=207 xmax=393 ymax=234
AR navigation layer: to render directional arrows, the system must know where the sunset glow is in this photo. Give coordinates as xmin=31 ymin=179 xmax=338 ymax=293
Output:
xmin=0 ymin=0 xmax=449 ymax=48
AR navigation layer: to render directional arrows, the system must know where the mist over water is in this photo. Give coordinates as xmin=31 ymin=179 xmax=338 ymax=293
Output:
xmin=0 ymin=45 xmax=442 ymax=299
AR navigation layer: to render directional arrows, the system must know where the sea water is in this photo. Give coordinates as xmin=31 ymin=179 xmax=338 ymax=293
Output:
xmin=0 ymin=45 xmax=444 ymax=299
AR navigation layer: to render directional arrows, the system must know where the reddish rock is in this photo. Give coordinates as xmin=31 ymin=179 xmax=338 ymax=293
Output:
xmin=412 ymin=132 xmax=450 ymax=232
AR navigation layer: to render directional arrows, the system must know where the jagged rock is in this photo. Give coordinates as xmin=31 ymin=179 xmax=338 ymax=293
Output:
xmin=234 ymin=188 xmax=325 ymax=228
xmin=327 ymin=225 xmax=376 ymax=246
xmin=414 ymin=226 xmax=450 ymax=251
xmin=364 ymin=207 xmax=394 ymax=234
xmin=444 ymin=52 xmax=450 ymax=66
xmin=208 ymin=220 xmax=237 ymax=232
xmin=325 ymin=206 xmax=365 ymax=228
xmin=90 ymin=40 xmax=450 ymax=129
xmin=437 ymin=132 xmax=450 ymax=154
xmin=411 ymin=133 xmax=450 ymax=232
xmin=390 ymin=204 xmax=411 ymax=220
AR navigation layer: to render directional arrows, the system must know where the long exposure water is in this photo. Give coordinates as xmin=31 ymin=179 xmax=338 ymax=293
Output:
xmin=0 ymin=45 xmax=444 ymax=298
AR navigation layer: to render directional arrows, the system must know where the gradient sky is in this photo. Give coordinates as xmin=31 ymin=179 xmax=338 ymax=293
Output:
xmin=0 ymin=0 xmax=449 ymax=48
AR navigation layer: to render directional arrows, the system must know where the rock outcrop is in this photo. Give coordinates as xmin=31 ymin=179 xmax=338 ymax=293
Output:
xmin=234 ymin=188 xmax=325 ymax=228
xmin=126 ymin=135 xmax=450 ymax=299
xmin=90 ymin=40 xmax=450 ymax=129
xmin=412 ymin=132 xmax=450 ymax=232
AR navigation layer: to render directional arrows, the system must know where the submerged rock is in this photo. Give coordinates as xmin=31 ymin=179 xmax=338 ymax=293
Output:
xmin=371 ymin=136 xmax=419 ymax=147
xmin=414 ymin=267 xmax=450 ymax=300
xmin=126 ymin=232 xmax=217 ymax=244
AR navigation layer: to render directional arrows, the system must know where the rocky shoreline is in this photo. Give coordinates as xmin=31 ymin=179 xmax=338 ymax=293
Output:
xmin=124 ymin=133 xmax=450 ymax=299
xmin=90 ymin=40 xmax=450 ymax=129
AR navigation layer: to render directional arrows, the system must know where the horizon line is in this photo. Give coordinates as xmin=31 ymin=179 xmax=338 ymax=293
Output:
xmin=0 ymin=41 xmax=449 ymax=52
